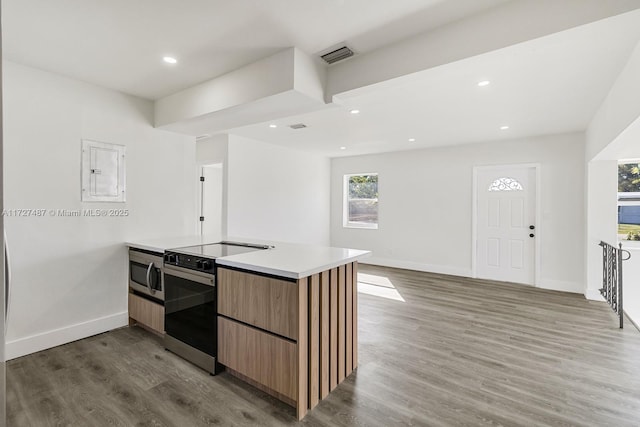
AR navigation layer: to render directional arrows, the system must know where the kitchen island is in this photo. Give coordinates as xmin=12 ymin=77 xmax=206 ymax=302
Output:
xmin=127 ymin=237 xmax=370 ymax=420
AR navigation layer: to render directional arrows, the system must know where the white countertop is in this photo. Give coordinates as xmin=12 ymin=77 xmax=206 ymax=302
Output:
xmin=126 ymin=234 xmax=222 ymax=253
xmin=216 ymin=243 xmax=371 ymax=279
xmin=127 ymin=236 xmax=371 ymax=279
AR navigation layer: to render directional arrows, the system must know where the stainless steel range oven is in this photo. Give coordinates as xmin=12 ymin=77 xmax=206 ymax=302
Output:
xmin=163 ymin=242 xmax=270 ymax=374
xmin=163 ymin=262 xmax=216 ymax=373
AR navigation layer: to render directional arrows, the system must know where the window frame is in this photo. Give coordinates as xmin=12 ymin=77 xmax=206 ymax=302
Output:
xmin=343 ymin=173 xmax=379 ymax=230
xmin=488 ymin=176 xmax=524 ymax=192
xmin=617 ymin=161 xmax=640 ymax=246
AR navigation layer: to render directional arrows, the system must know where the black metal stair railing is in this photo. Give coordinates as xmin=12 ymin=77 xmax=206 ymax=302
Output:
xmin=599 ymin=241 xmax=631 ymax=328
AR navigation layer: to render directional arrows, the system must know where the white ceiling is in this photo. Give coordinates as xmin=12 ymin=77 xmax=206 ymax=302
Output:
xmin=2 ymin=0 xmax=509 ymax=100
xmin=230 ymin=10 xmax=640 ymax=157
xmin=4 ymin=1 xmax=639 ymax=159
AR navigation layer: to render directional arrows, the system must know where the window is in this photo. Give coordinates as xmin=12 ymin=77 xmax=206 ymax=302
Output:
xmin=344 ymin=174 xmax=378 ymax=229
xmin=618 ymin=162 xmax=640 ymax=241
xmin=488 ymin=177 xmax=523 ymax=192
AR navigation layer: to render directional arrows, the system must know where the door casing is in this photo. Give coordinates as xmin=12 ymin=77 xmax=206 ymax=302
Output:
xmin=472 ymin=163 xmax=541 ymax=286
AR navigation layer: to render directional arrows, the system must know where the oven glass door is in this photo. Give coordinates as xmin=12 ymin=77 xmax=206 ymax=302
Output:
xmin=164 ymin=269 xmax=216 ymax=357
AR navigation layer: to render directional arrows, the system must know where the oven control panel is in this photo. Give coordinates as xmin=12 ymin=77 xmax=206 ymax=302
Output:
xmin=164 ymin=252 xmax=215 ymax=274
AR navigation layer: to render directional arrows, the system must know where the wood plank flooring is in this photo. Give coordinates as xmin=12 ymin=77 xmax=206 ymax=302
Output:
xmin=8 ymin=264 xmax=640 ymax=426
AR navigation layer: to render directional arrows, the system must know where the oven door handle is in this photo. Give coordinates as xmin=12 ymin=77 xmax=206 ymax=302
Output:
xmin=146 ymin=262 xmax=155 ymax=294
xmin=164 ymin=264 xmax=215 ymax=286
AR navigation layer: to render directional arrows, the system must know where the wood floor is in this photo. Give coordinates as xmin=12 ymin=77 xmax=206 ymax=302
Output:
xmin=8 ymin=264 xmax=640 ymax=426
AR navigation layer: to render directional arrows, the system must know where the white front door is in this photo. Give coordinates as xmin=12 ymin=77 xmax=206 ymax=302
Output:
xmin=476 ymin=166 xmax=536 ymax=285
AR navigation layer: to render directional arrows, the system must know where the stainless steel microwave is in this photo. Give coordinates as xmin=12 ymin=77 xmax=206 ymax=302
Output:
xmin=129 ymin=249 xmax=164 ymax=301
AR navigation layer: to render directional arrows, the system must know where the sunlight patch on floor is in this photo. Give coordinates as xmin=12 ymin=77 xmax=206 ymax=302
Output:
xmin=357 ymin=273 xmax=406 ymax=302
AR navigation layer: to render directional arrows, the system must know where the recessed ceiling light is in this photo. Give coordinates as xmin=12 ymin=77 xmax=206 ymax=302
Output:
xmin=408 ymin=138 xmax=416 ymax=142
xmin=269 ymin=124 xmax=277 ymax=128
xmin=349 ymin=109 xmax=360 ymax=115
xmin=163 ymin=56 xmax=178 ymax=64
xmin=340 ymin=146 xmax=347 ymax=150
xmin=500 ymin=125 xmax=510 ymax=130
xmin=478 ymin=80 xmax=490 ymax=87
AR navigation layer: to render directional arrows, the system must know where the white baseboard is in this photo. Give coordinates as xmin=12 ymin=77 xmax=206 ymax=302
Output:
xmin=624 ymin=309 xmax=640 ymax=331
xmin=537 ymin=278 xmax=583 ymax=294
xmin=584 ymin=288 xmax=605 ymax=301
xmin=6 ymin=311 xmax=128 ymax=360
xmin=361 ymin=256 xmax=473 ymax=278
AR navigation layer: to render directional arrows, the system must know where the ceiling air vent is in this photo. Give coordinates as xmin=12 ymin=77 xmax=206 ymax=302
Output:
xmin=195 ymin=134 xmax=211 ymax=141
xmin=320 ymin=46 xmax=354 ymax=64
xmin=289 ymin=123 xmax=307 ymax=130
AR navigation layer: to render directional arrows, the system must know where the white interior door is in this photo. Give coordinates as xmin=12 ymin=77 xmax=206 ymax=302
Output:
xmin=476 ymin=166 xmax=536 ymax=285
xmin=200 ymin=164 xmax=223 ymax=236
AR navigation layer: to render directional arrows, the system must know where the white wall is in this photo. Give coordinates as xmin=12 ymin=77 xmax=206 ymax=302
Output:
xmin=196 ymin=134 xmax=229 ymax=166
xmin=226 ymin=135 xmax=330 ymax=245
xmin=584 ymin=160 xmax=619 ymax=300
xmin=331 ymin=133 xmax=586 ymax=293
xmin=3 ymin=61 xmax=197 ymax=359
xmin=0 ymin=45 xmax=5 ymax=426
xmin=586 ymin=40 xmax=640 ymax=161
xmin=583 ymin=41 xmax=640 ymax=301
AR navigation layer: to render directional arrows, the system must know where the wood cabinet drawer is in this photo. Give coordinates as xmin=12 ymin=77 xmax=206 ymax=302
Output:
xmin=128 ymin=293 xmax=164 ymax=333
xmin=218 ymin=317 xmax=296 ymax=401
xmin=218 ymin=268 xmax=298 ymax=340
